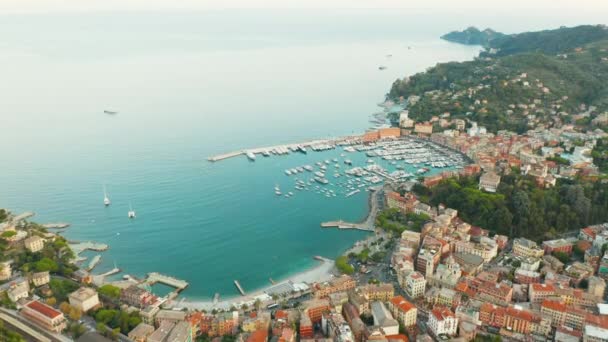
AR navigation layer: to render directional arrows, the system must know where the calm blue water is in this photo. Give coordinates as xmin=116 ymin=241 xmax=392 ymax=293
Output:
xmin=2 ymin=9 xmax=598 ymax=299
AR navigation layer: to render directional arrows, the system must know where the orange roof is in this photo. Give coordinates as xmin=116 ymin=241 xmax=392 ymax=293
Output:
xmin=531 ymin=283 xmax=555 ymax=292
xmin=431 ymin=307 xmax=454 ymax=321
xmin=390 ymin=296 xmax=416 ymax=313
xmin=26 ymin=301 xmax=62 ymax=319
xmin=385 ymin=334 xmax=409 ymax=342
xmin=541 ymin=300 xmax=566 ymax=312
xmin=275 ymin=310 xmax=288 ymax=320
xmin=247 ymin=329 xmax=268 ymax=342
xmin=505 ymin=306 xmax=536 ymax=321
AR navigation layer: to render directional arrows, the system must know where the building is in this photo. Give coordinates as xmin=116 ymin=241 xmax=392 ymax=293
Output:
xmin=428 ymin=307 xmax=458 ymax=337
xmin=416 ymin=247 xmax=439 ymax=278
xmin=404 ymin=271 xmax=426 ymax=298
xmin=8 ymin=279 xmax=29 ymax=302
xmin=167 ymin=321 xmax=192 ymax=342
xmin=303 ymin=298 xmax=330 ymax=323
xmin=370 ymin=301 xmax=399 ymax=336
xmin=121 ymin=285 xmax=156 ymax=308
xmin=148 ymin=321 xmax=176 ymax=342
xmin=542 ymin=239 xmax=573 ymax=255
xmin=156 ymin=310 xmax=187 ymax=327
xmin=128 ymin=323 xmax=155 ymax=342
xmin=140 ymin=305 xmax=160 ymax=325
xmin=24 ymin=236 xmax=44 ymax=253
xmin=399 ymin=111 xmax=414 ymax=128
xmin=20 ymin=300 xmax=67 ymax=333
xmin=588 ymin=276 xmax=606 ymax=299
xmin=513 ymin=238 xmax=544 ymax=258
xmin=313 ymin=276 xmax=356 ymax=298
xmin=31 ymin=271 xmax=50 ymax=287
xmin=388 ymin=296 xmax=417 ymax=328
xmin=503 ymin=306 xmax=538 ymax=335
xmin=540 ymin=300 xmax=586 ymax=331
xmin=378 ymin=128 xmax=401 ymax=139
xmin=360 ymin=283 xmax=394 ymax=301
xmin=247 ymin=329 xmax=269 ymax=342
xmin=514 ymin=269 xmax=541 ymax=284
xmin=479 ymin=172 xmax=501 ymax=193
xmin=299 ymin=314 xmax=313 ymax=339
xmin=414 ymin=122 xmax=433 ymax=135
xmin=477 ymin=281 xmax=513 ymax=304
xmin=68 ymin=287 xmax=100 ymax=313
xmin=454 ymin=240 xmax=497 ymax=263
xmin=0 ymin=262 xmax=11 ymax=281
xmin=386 ymin=192 xmax=418 ymax=214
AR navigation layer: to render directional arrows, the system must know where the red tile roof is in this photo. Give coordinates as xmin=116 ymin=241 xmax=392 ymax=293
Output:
xmin=530 ymin=283 xmax=555 ymax=292
xmin=541 ymin=300 xmax=566 ymax=312
xmin=385 ymin=334 xmax=409 ymax=342
xmin=247 ymin=329 xmax=268 ymax=342
xmin=390 ymin=296 xmax=416 ymax=313
xmin=26 ymin=301 xmax=62 ymax=319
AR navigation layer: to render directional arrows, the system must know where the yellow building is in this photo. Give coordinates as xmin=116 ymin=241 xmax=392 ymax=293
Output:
xmin=388 ymin=296 xmax=417 ymax=328
xmin=24 ymin=236 xmax=44 ymax=253
xmin=513 ymin=238 xmax=544 ymax=258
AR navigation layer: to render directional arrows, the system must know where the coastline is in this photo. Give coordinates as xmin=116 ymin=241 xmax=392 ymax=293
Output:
xmin=167 ymin=189 xmax=382 ymax=310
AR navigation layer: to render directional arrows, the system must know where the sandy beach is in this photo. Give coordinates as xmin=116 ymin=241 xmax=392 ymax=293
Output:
xmin=173 ymin=256 xmax=338 ymax=311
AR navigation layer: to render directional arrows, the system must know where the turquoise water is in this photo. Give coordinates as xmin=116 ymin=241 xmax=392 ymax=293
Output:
xmin=0 ymin=9 xmax=494 ymax=299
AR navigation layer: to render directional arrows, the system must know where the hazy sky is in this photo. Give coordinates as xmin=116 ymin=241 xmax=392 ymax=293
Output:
xmin=2 ymin=0 xmax=607 ymax=13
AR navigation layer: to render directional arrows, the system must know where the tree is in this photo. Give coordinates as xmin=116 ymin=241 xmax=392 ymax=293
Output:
xmin=99 ymin=284 xmax=121 ymax=299
xmin=1 ymin=231 xmax=16 ymax=239
xmin=34 ymin=258 xmax=59 ymax=273
xmin=69 ymin=306 xmax=82 ymax=321
xmin=579 ymin=279 xmax=589 ymax=289
xmin=69 ymin=322 xmax=86 ymax=339
xmin=553 ymin=251 xmax=570 ymax=264
xmin=46 ymin=297 xmax=57 ymax=306
xmin=59 ymin=302 xmax=72 ymax=315
xmin=335 ymin=256 xmax=355 ymax=275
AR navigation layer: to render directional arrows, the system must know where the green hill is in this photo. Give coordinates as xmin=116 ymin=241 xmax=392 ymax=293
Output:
xmin=441 ymin=27 xmax=505 ymax=46
xmin=389 ymin=25 xmax=608 ymax=133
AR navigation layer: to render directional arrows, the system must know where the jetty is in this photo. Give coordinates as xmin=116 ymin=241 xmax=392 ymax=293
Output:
xmin=92 ymin=267 xmax=121 ymax=286
xmin=234 ymin=280 xmax=246 ymax=296
xmin=42 ymin=223 xmax=70 ymax=229
xmin=207 ymin=137 xmax=359 ymax=163
xmin=87 ymin=255 xmax=102 ymax=271
xmin=12 ymin=212 xmax=34 ymax=222
xmin=321 ymin=186 xmax=382 ymax=232
xmin=69 ymin=241 xmax=109 ymax=255
xmin=145 ymin=273 xmax=189 ymax=292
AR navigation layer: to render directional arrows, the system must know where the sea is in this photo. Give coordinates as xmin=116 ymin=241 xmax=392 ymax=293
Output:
xmin=0 ymin=8 xmax=602 ymax=299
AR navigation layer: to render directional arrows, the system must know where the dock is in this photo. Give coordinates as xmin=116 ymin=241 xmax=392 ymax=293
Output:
xmin=145 ymin=273 xmax=189 ymax=291
xmin=320 ymin=186 xmax=382 ymax=232
xmin=42 ymin=223 xmax=70 ymax=229
xmin=234 ymin=280 xmax=246 ymax=296
xmin=206 ymin=137 xmax=359 ymax=163
xmin=69 ymin=241 xmax=109 ymax=255
xmin=87 ymin=255 xmax=102 ymax=271
xmin=12 ymin=212 xmax=35 ymax=222
xmin=92 ymin=267 xmax=121 ymax=286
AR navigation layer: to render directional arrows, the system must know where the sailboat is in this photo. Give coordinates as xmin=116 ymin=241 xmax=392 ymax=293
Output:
xmin=103 ymin=186 xmax=111 ymax=206
xmin=128 ymin=203 xmax=136 ymax=219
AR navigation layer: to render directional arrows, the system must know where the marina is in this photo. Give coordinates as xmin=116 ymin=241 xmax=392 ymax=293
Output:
xmin=87 ymin=254 xmax=102 ymax=271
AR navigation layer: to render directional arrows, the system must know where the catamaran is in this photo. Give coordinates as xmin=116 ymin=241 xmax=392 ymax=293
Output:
xmin=103 ymin=186 xmax=111 ymax=206
xmin=128 ymin=203 xmax=136 ymax=219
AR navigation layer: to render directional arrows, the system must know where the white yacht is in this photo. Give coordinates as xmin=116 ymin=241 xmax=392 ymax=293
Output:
xmin=246 ymin=152 xmax=256 ymax=161
xmin=128 ymin=203 xmax=136 ymax=219
xmin=103 ymin=185 xmax=111 ymax=206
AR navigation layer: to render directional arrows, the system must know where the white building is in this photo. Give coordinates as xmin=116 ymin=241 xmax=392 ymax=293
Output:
xmin=31 ymin=271 xmax=50 ymax=287
xmin=404 ymin=271 xmax=426 ymax=299
xmin=8 ymin=280 xmax=29 ymax=302
xmin=428 ymin=307 xmax=458 ymax=337
xmin=0 ymin=262 xmax=11 ymax=281
xmin=68 ymin=287 xmax=100 ymax=312
xmin=467 ymin=122 xmax=487 ymax=137
xmin=370 ymin=301 xmax=399 ymax=336
xmin=24 ymin=236 xmax=44 ymax=253
xmin=399 ymin=111 xmax=414 ymax=128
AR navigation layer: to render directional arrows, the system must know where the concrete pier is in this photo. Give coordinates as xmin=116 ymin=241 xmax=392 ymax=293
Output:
xmin=234 ymin=280 xmax=246 ymax=296
xmin=207 ymin=136 xmax=360 ymax=163
xmin=320 ymin=186 xmax=383 ymax=232
xmin=145 ymin=273 xmax=189 ymax=291
xmin=42 ymin=223 xmax=70 ymax=229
